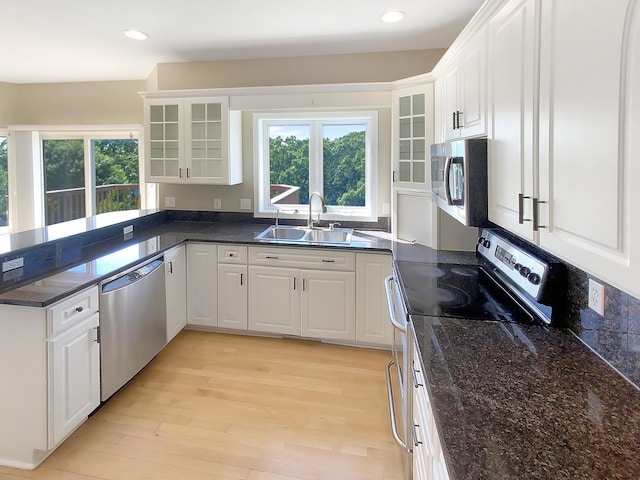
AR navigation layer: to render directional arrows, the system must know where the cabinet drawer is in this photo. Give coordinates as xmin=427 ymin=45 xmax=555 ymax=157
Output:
xmin=218 ymin=244 xmax=248 ymax=264
xmin=249 ymin=247 xmax=355 ymax=271
xmin=48 ymin=286 xmax=99 ymax=337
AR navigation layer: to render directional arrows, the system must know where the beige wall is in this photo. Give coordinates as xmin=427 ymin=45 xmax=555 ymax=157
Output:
xmin=10 ymin=80 xmax=145 ymax=125
xmin=159 ymin=108 xmax=392 ymax=215
xmin=155 ymin=50 xmax=445 ymax=90
xmin=0 ymin=82 xmax=19 ymax=127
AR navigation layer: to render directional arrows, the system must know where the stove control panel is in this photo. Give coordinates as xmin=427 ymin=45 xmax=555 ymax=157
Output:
xmin=477 ymin=230 xmax=548 ymax=300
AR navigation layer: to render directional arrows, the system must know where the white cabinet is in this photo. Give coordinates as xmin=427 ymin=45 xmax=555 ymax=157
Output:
xmin=144 ymin=96 xmax=242 ymax=185
xmin=392 ymin=83 xmax=434 ymax=189
xmin=439 ymin=27 xmax=487 ymax=141
xmin=301 ymin=270 xmax=355 ymax=341
xmin=48 ymin=313 xmax=100 ymax=448
xmin=485 ymin=0 xmax=640 ymax=297
xmin=536 ymin=0 xmax=640 ymax=296
xmin=487 ymin=0 xmax=539 ymax=241
xmin=0 ymin=286 xmax=100 ymax=469
xmin=248 ymin=265 xmax=300 ymax=335
xmin=217 ymin=245 xmax=248 ymax=330
xmin=186 ymin=243 xmax=218 ymax=327
xmin=355 ymin=253 xmax=393 ymax=346
xmin=412 ymin=342 xmax=449 ymax=480
xmin=248 ymin=247 xmax=356 ymax=341
xmin=165 ymin=245 xmax=187 ymax=342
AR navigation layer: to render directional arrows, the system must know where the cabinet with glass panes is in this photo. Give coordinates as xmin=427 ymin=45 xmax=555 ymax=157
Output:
xmin=143 ymin=96 xmax=242 ymax=185
xmin=392 ymin=83 xmax=434 ymax=190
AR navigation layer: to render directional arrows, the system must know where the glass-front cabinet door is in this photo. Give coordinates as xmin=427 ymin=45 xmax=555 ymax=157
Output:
xmin=145 ymin=99 xmax=184 ymax=183
xmin=185 ymin=97 xmax=227 ymax=184
xmin=392 ymin=83 xmax=434 ymax=190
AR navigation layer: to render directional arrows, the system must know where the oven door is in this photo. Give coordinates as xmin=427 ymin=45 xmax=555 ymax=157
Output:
xmin=384 ymin=275 xmax=412 ymax=478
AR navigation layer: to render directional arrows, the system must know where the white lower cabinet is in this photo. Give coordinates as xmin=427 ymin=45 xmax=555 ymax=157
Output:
xmin=218 ymin=264 xmax=248 ymax=329
xmin=301 ymin=269 xmax=355 ymax=341
xmin=186 ymin=243 xmax=218 ymax=327
xmin=412 ymin=345 xmax=449 ymax=480
xmin=356 ymin=253 xmax=393 ymax=346
xmin=165 ymin=245 xmax=187 ymax=341
xmin=48 ymin=313 xmax=100 ymax=448
xmin=0 ymin=286 xmax=100 ymax=469
xmin=247 ymin=247 xmax=356 ymax=341
xmin=248 ymin=265 xmax=300 ymax=335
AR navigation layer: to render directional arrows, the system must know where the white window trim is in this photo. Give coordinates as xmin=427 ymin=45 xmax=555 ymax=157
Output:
xmin=253 ymin=111 xmax=378 ymax=222
xmin=0 ymin=129 xmax=9 ymax=235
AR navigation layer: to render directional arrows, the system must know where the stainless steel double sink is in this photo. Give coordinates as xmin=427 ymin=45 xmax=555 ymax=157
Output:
xmin=254 ymin=225 xmax=353 ymax=244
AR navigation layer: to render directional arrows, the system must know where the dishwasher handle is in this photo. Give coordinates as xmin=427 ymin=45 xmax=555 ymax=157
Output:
xmin=101 ymin=257 xmax=164 ymax=294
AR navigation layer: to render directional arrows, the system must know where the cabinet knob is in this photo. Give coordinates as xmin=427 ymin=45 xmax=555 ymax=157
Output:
xmin=75 ymin=306 xmax=84 ymax=313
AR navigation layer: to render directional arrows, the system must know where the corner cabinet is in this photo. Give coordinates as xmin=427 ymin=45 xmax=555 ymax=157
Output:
xmin=437 ymin=27 xmax=487 ymax=142
xmin=355 ymin=253 xmax=393 ymax=347
xmin=143 ymin=96 xmax=242 ymax=185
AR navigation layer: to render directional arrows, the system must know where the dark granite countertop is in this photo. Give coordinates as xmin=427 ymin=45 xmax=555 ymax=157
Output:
xmin=0 ymin=219 xmax=395 ymax=307
xmin=411 ymin=316 xmax=640 ymax=479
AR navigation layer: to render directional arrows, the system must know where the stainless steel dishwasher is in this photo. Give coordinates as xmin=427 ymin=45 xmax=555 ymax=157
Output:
xmin=99 ymin=255 xmax=167 ymax=401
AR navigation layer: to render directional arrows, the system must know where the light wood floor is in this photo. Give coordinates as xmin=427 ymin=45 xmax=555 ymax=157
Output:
xmin=0 ymin=330 xmax=404 ymax=480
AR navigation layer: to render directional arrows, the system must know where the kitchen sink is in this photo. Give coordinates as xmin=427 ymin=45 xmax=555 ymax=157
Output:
xmin=254 ymin=225 xmax=353 ymax=244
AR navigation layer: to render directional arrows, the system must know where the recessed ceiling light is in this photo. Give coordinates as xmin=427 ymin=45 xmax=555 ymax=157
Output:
xmin=124 ymin=30 xmax=149 ymax=41
xmin=380 ymin=10 xmax=406 ymax=23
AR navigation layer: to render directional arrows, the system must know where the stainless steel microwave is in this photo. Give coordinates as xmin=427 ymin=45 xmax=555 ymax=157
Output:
xmin=431 ymin=138 xmax=488 ymax=227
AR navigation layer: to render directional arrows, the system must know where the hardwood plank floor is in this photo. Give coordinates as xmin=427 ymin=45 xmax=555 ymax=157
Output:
xmin=2 ymin=331 xmax=404 ymax=480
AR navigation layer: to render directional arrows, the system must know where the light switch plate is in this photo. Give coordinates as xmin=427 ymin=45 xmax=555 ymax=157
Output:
xmin=240 ymin=198 xmax=252 ymax=210
xmin=164 ymin=196 xmax=176 ymax=208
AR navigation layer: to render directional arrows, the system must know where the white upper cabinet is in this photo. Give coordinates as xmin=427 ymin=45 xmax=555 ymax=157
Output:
xmin=144 ymin=96 xmax=242 ymax=185
xmin=439 ymin=27 xmax=488 ymax=141
xmin=537 ymin=0 xmax=640 ymax=296
xmin=487 ymin=0 xmax=539 ymax=241
xmin=392 ymin=83 xmax=434 ymax=189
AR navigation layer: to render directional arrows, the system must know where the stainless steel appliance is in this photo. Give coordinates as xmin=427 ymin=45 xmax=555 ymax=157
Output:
xmin=99 ymin=255 xmax=167 ymax=401
xmin=431 ymin=138 xmax=488 ymax=226
xmin=385 ymin=229 xmax=566 ymax=479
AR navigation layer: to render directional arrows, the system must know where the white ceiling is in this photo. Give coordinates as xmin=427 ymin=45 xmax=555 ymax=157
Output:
xmin=0 ymin=0 xmax=484 ymax=84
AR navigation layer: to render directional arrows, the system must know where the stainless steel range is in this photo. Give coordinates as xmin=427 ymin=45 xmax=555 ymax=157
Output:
xmin=385 ymin=228 xmax=566 ymax=479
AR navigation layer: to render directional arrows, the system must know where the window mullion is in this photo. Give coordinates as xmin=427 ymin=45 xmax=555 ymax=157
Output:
xmin=309 ymin=121 xmax=323 ymax=197
xmin=84 ymin=138 xmax=96 ymax=216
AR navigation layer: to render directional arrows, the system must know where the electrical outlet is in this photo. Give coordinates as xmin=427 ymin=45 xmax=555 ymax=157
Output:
xmin=2 ymin=257 xmax=24 ymax=273
xmin=382 ymin=203 xmax=390 ymax=215
xmin=588 ymin=278 xmax=605 ymax=316
xmin=214 ymin=198 xmax=222 ymax=210
xmin=164 ymin=196 xmax=176 ymax=208
xmin=123 ymin=225 xmax=133 ymax=235
xmin=240 ymin=198 xmax=252 ymax=210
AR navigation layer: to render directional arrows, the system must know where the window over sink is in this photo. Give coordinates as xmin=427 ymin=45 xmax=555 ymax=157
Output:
xmin=253 ymin=111 xmax=378 ymax=222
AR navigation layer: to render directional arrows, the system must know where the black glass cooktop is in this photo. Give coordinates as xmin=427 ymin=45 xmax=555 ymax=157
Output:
xmin=394 ymin=261 xmax=541 ymax=325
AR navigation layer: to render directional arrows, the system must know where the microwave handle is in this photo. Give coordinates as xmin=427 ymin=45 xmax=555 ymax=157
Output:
xmin=444 ymin=156 xmax=454 ymax=206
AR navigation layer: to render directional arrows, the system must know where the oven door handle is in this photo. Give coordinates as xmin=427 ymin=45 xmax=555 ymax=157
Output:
xmin=385 ymin=275 xmax=407 ymax=333
xmin=386 ymin=359 xmax=410 ymax=452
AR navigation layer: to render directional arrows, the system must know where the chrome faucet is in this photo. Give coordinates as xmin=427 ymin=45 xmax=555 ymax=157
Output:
xmin=308 ymin=192 xmax=327 ymax=228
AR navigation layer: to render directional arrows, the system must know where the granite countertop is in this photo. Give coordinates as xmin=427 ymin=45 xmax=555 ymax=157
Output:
xmin=0 ymin=220 xmax=396 ymax=307
xmin=412 ymin=316 xmax=640 ymax=479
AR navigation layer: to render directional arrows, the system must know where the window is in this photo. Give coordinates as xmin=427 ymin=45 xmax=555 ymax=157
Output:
xmin=42 ymin=134 xmax=141 ymax=226
xmin=254 ymin=112 xmax=377 ymax=221
xmin=0 ymin=133 xmax=8 ymax=232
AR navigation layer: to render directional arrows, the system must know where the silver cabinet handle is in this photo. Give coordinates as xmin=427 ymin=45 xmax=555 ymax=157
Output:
xmin=412 ymin=366 xmax=423 ymax=388
xmin=92 ymin=326 xmax=100 ymax=344
xmin=384 ymin=276 xmax=407 ymax=333
xmin=385 ymin=359 xmax=409 ymax=452
xmin=293 ymin=277 xmax=297 ymax=290
xmin=179 ymin=167 xmax=183 ymax=178
xmin=518 ymin=193 xmax=531 ymax=224
xmin=321 ymin=259 xmax=335 ymax=263
xmin=265 ymin=255 xmax=279 ymax=259
xmin=186 ymin=167 xmax=190 ymax=178
xmin=533 ymin=197 xmax=547 ymax=231
xmin=240 ymin=273 xmax=244 ymax=286
xmin=168 ymin=261 xmax=173 ymax=274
